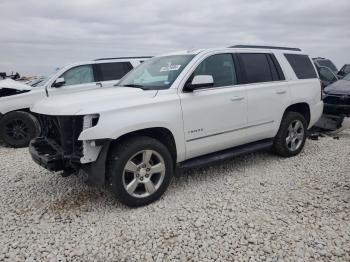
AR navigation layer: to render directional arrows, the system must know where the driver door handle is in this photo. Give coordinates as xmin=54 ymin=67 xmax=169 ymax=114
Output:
xmin=230 ymin=96 xmax=244 ymax=102
xmin=276 ymin=90 xmax=286 ymax=94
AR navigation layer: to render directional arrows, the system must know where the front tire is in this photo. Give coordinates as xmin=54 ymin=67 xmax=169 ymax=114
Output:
xmin=0 ymin=111 xmax=41 ymax=148
xmin=107 ymin=136 xmax=174 ymax=207
xmin=273 ymin=111 xmax=307 ymax=157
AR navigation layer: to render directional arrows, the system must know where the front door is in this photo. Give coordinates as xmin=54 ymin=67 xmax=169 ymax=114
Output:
xmin=179 ymin=53 xmax=247 ymax=159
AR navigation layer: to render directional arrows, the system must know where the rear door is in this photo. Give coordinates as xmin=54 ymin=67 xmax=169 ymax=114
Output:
xmin=94 ymin=62 xmax=134 ymax=87
xmin=237 ymin=53 xmax=290 ymax=141
xmin=48 ymin=64 xmax=98 ymax=96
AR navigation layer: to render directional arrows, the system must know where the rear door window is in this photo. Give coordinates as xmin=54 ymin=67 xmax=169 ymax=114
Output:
xmin=96 ymin=62 xmax=133 ymax=81
xmin=239 ymin=53 xmax=279 ymax=84
xmin=284 ymin=54 xmax=318 ymax=79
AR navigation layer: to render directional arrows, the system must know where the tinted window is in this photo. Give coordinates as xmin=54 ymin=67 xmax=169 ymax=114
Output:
xmin=239 ymin=53 xmax=274 ymax=83
xmin=97 ymin=62 xmax=133 ymax=81
xmin=60 ymin=65 xmax=95 ymax=86
xmin=318 ymin=67 xmax=337 ymax=82
xmin=192 ymin=54 xmax=237 ymax=87
xmin=317 ymin=60 xmax=338 ymax=72
xmin=285 ymin=54 xmax=318 ymax=79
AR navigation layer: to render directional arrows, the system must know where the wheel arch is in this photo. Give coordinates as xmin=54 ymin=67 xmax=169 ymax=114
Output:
xmin=110 ymin=127 xmax=178 ymax=164
xmin=1 ymin=108 xmax=31 ymax=116
xmin=284 ymin=102 xmax=311 ymax=127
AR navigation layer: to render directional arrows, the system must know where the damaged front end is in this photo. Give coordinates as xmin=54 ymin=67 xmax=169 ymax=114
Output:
xmin=0 ymin=79 xmax=32 ymax=97
xmin=29 ymin=114 xmax=109 ymax=185
xmin=313 ymin=92 xmax=350 ymax=132
xmin=323 ymin=93 xmax=350 ymax=117
xmin=29 ymin=115 xmax=85 ymax=171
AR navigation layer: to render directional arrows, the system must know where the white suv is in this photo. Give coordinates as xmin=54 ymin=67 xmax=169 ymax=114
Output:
xmin=0 ymin=57 xmax=150 ymax=147
xmin=29 ymin=46 xmax=323 ymax=206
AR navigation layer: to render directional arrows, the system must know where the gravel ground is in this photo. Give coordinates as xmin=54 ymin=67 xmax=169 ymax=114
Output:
xmin=0 ymin=132 xmax=349 ymax=262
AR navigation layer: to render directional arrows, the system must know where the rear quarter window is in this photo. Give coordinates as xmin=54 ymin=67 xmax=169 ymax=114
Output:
xmin=284 ymin=54 xmax=318 ymax=79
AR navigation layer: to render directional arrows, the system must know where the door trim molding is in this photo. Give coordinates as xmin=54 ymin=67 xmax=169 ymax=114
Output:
xmin=186 ymin=120 xmax=274 ymax=142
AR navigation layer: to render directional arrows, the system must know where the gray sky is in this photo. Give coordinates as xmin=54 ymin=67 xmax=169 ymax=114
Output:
xmin=0 ymin=0 xmax=349 ymax=76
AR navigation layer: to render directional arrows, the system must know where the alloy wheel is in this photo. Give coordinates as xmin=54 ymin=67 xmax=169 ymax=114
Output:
xmin=286 ymin=120 xmax=304 ymax=151
xmin=122 ymin=150 xmax=166 ymax=198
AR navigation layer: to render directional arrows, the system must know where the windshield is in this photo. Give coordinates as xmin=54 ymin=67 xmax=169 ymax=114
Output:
xmin=343 ymin=73 xmax=350 ymax=81
xmin=117 ymin=55 xmax=195 ymax=90
xmin=317 ymin=60 xmax=338 ymax=73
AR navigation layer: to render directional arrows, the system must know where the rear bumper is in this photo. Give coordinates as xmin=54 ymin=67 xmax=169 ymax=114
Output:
xmin=309 ymin=101 xmax=324 ymax=128
xmin=29 ymin=137 xmax=65 ymax=171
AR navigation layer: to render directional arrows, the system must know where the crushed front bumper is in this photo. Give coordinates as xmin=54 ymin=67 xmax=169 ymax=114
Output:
xmin=29 ymin=137 xmax=65 ymax=171
xmin=30 ymin=137 xmax=109 ymax=186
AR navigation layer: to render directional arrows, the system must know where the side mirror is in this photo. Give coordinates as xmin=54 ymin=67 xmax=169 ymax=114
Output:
xmin=52 ymin=77 xmax=65 ymax=88
xmin=318 ymin=66 xmax=338 ymax=83
xmin=186 ymin=75 xmax=214 ymax=91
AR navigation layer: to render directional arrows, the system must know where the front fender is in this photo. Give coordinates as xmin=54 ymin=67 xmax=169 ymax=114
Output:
xmin=77 ymin=98 xmax=186 ymax=162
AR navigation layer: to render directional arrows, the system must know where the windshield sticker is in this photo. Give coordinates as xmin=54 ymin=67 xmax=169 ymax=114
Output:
xmin=160 ymin=65 xmax=181 ymax=72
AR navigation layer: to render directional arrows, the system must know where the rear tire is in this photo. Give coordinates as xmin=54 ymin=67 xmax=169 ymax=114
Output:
xmin=107 ymin=136 xmax=174 ymax=207
xmin=273 ymin=111 xmax=307 ymax=157
xmin=0 ymin=111 xmax=41 ymax=148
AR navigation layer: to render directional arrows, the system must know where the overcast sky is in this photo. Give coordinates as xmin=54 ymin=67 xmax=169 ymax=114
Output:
xmin=0 ymin=0 xmax=349 ymax=76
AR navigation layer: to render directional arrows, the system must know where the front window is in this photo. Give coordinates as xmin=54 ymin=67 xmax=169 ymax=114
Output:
xmin=117 ymin=55 xmax=194 ymax=90
xmin=60 ymin=65 xmax=95 ymax=86
xmin=191 ymin=54 xmax=237 ymax=87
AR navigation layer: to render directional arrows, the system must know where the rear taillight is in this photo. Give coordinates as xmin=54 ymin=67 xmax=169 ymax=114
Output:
xmin=320 ymin=80 xmax=324 ymax=100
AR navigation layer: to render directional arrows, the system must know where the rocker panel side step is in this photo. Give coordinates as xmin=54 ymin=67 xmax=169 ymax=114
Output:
xmin=177 ymin=139 xmax=273 ymax=170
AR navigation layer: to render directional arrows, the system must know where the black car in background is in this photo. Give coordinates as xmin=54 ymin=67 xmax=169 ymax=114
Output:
xmin=338 ymin=64 xmax=350 ymax=78
xmin=323 ymin=73 xmax=350 ymax=116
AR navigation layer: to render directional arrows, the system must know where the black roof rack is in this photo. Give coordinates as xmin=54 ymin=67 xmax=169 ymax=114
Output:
xmin=229 ymin=45 xmax=301 ymax=51
xmin=94 ymin=56 xmax=153 ymax=61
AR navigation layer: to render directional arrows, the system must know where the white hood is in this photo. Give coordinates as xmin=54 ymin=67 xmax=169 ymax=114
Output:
xmin=0 ymin=79 xmax=32 ymax=91
xmin=31 ymin=87 xmax=158 ymax=115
